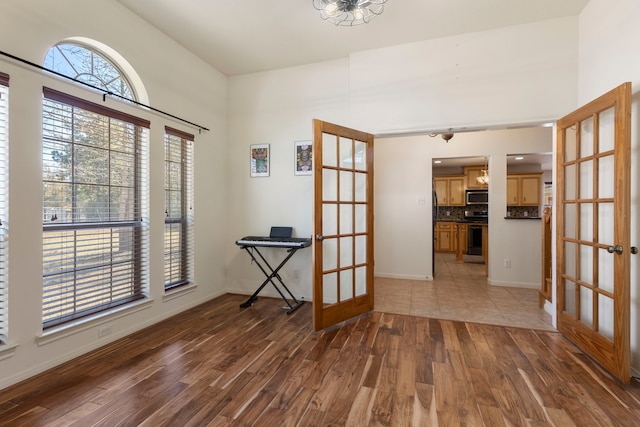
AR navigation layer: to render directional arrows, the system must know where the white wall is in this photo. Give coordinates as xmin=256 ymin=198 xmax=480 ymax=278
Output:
xmin=578 ymin=0 xmax=640 ymax=376
xmin=226 ymin=18 xmax=580 ymax=302
xmin=349 ymin=17 xmax=579 ymax=134
xmin=225 ymin=60 xmax=350 ymax=301
xmin=0 ymin=0 xmax=228 ymax=389
xmin=375 ymin=128 xmax=552 ymax=286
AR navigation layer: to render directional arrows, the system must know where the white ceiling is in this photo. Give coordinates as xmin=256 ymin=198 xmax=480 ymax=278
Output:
xmin=115 ymin=0 xmax=590 ymax=76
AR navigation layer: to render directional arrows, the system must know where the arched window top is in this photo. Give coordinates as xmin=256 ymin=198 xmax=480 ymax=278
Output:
xmin=44 ymin=42 xmax=135 ymax=101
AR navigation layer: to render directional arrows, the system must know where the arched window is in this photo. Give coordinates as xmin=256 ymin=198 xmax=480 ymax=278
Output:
xmin=44 ymin=43 xmax=135 ymax=100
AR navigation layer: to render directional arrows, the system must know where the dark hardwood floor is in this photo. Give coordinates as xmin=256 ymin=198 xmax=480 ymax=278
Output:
xmin=0 ymin=293 xmax=639 ymax=426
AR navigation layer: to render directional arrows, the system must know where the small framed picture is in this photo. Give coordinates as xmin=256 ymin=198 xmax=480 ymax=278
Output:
xmin=250 ymin=144 xmax=270 ymax=177
xmin=294 ymin=140 xmax=312 ymax=176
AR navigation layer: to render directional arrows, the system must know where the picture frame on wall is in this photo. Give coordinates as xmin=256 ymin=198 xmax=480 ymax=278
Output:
xmin=294 ymin=140 xmax=312 ymax=176
xmin=250 ymin=144 xmax=270 ymax=177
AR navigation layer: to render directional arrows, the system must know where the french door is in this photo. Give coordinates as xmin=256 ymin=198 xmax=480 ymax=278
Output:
xmin=312 ymin=119 xmax=375 ymax=331
xmin=556 ymin=82 xmax=631 ymax=383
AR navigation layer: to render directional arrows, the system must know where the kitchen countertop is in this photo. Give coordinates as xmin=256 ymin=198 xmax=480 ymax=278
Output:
xmin=504 ymin=216 xmax=541 ymax=220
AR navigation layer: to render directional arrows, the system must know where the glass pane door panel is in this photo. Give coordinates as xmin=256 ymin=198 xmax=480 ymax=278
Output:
xmin=598 ymin=248 xmax=614 ymax=293
xmin=564 ymin=126 xmax=577 ymax=162
xmin=579 ymin=203 xmax=593 ymax=242
xmin=564 ymin=203 xmax=576 ymax=239
xmin=323 ymin=272 xmax=338 ymax=304
xmin=355 ymin=172 xmax=367 ymax=202
xmin=323 ymin=238 xmax=338 ymax=271
xmin=323 ymin=204 xmax=338 ymax=236
xmin=355 ymin=204 xmax=367 ymax=233
xmin=323 ymin=133 xmax=337 ymax=167
xmin=598 ymin=202 xmax=614 ymax=244
xmin=579 ymin=244 xmax=593 ymax=283
xmin=565 ymin=279 xmax=577 ymax=316
xmin=354 ymin=141 xmax=366 ymax=171
xmin=598 ymin=155 xmax=615 ymax=198
xmin=340 ymin=137 xmax=353 ymax=168
xmin=340 ymin=269 xmax=353 ymax=301
xmin=355 ymin=266 xmax=367 ymax=296
xmin=340 ymin=204 xmax=353 ymax=234
xmin=339 ymin=236 xmax=353 ymax=268
xmin=323 ymin=169 xmax=338 ymax=201
xmin=598 ymin=107 xmax=615 ymax=153
xmin=564 ymin=241 xmax=577 ymax=279
xmin=598 ymin=295 xmax=614 ymax=340
xmin=580 ymin=117 xmax=594 ymax=157
xmin=580 ymin=286 xmax=593 ymax=327
xmin=355 ymin=235 xmax=366 ymax=265
xmin=339 ymin=171 xmax=353 ymax=202
xmin=564 ymin=164 xmax=576 ymax=200
xmin=579 ymin=160 xmax=593 ymax=199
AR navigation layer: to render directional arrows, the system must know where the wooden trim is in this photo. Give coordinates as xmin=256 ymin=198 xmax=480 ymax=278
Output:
xmin=165 ymin=126 xmax=195 ymax=141
xmin=43 ymin=87 xmax=150 ymax=128
xmin=0 ymin=72 xmax=8 ymax=87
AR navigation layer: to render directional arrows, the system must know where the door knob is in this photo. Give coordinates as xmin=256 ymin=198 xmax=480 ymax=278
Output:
xmin=631 ymin=246 xmax=638 ymax=255
xmin=316 ymin=235 xmax=324 ymax=241
xmin=607 ymin=245 xmax=623 ymax=254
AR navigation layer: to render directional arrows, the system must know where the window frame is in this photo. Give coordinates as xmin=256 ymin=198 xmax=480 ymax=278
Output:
xmin=164 ymin=126 xmax=194 ymax=291
xmin=42 ymin=87 xmax=150 ymax=329
xmin=0 ymin=72 xmax=8 ymax=344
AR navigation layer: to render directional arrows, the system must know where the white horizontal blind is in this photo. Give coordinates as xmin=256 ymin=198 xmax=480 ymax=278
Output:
xmin=42 ymin=88 xmax=149 ymax=328
xmin=0 ymin=73 xmax=8 ymax=344
xmin=164 ymin=127 xmax=194 ymax=290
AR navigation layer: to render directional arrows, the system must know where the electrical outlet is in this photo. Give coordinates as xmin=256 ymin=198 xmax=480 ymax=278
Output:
xmin=504 ymin=259 xmax=511 ymax=268
xmin=98 ymin=324 xmax=112 ymax=338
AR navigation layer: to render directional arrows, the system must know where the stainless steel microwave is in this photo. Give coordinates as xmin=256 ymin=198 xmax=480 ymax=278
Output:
xmin=466 ymin=190 xmax=488 ymax=205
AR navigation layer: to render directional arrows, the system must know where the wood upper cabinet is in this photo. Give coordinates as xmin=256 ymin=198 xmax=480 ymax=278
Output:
xmin=434 ymin=175 xmax=465 ymax=206
xmin=464 ymin=165 xmax=488 ymax=189
xmin=507 ymin=173 xmax=542 ymax=206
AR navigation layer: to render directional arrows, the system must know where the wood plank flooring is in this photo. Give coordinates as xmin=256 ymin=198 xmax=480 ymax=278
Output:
xmin=0 ymin=293 xmax=639 ymax=426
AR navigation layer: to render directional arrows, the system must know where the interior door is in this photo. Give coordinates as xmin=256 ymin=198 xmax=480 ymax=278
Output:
xmin=556 ymin=82 xmax=631 ymax=383
xmin=312 ymin=119 xmax=374 ymax=331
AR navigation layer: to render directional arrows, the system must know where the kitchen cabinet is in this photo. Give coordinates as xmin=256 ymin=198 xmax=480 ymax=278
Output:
xmin=436 ymin=222 xmax=468 ymax=253
xmin=464 ymin=165 xmax=489 ymax=189
xmin=506 ymin=173 xmax=542 ymax=206
xmin=434 ymin=175 xmax=465 ymax=206
xmin=435 ymin=222 xmax=457 ymax=252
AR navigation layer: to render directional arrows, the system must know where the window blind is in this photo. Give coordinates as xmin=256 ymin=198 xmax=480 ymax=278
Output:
xmin=42 ymin=87 xmax=149 ymax=328
xmin=0 ymin=73 xmax=8 ymax=343
xmin=164 ymin=126 xmax=194 ymax=290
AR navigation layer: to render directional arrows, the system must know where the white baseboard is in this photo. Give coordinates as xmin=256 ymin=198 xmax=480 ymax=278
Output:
xmin=225 ymin=287 xmax=312 ymax=303
xmin=374 ymin=273 xmax=432 ymax=281
xmin=487 ymin=278 xmax=539 ymax=289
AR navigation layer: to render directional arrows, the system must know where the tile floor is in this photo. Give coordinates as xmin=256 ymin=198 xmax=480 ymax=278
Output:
xmin=375 ymin=252 xmax=555 ymax=331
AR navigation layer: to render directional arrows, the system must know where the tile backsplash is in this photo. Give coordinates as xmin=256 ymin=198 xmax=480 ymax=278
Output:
xmin=506 ymin=206 xmax=540 ymax=218
xmin=435 ymin=205 xmax=540 ymax=220
xmin=436 ymin=206 xmax=465 ymax=221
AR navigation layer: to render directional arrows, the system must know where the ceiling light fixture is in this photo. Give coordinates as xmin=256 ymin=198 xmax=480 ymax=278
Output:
xmin=313 ymin=0 xmax=388 ymax=26
xmin=476 ymin=158 xmax=489 ymax=185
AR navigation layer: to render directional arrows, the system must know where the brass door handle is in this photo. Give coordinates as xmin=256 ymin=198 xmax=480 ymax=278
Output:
xmin=316 ymin=235 xmax=324 ymax=241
